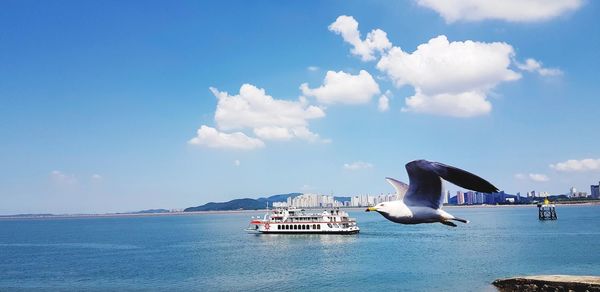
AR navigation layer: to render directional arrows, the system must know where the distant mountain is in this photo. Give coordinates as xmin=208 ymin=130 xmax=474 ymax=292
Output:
xmin=184 ymin=193 xmax=302 ymax=212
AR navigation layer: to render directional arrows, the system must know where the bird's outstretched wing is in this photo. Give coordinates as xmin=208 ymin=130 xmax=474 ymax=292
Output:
xmin=429 ymin=161 xmax=498 ymax=194
xmin=385 ymin=177 xmax=409 ymax=199
xmin=404 ymin=160 xmax=498 ymax=209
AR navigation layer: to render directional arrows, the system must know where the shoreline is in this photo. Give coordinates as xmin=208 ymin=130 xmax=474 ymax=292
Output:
xmin=493 ymin=275 xmax=600 ymax=291
xmin=1 ymin=201 xmax=599 ymax=220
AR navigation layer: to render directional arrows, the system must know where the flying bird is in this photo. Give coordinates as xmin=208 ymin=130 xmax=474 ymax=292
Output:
xmin=366 ymin=159 xmax=498 ymax=227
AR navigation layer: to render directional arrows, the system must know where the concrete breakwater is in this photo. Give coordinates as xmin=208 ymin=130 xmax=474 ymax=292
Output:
xmin=493 ymin=275 xmax=600 ymax=291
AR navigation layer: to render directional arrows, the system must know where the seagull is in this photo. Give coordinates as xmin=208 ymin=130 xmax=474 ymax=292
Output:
xmin=366 ymin=159 xmax=498 ymax=227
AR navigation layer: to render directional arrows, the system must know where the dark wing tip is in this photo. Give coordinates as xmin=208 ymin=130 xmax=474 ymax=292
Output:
xmin=430 ymin=161 xmax=499 ymax=193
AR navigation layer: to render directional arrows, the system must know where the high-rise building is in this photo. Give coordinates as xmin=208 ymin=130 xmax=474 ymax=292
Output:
xmin=457 ymin=191 xmax=465 ymax=205
xmin=570 ymin=187 xmax=577 ymax=198
xmin=591 ymin=182 xmax=600 ymax=199
xmin=464 ymin=191 xmax=474 ymax=205
xmin=475 ymin=192 xmax=484 ymax=204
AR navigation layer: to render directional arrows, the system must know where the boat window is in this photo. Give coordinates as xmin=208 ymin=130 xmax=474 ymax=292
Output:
xmin=307 ymin=224 xmax=310 ymax=230
xmin=317 ymin=224 xmax=320 ymax=229
xmin=313 ymin=224 xmax=316 ymax=229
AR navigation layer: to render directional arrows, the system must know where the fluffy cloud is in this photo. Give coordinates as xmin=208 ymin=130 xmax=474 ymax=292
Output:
xmin=190 ymin=84 xmax=328 ymax=150
xmin=188 ymin=125 xmax=265 ymax=150
xmin=213 ymin=84 xmax=325 ymax=133
xmin=234 ymin=160 xmax=241 ymax=166
xmin=416 ymin=0 xmax=583 ymax=23
xmin=378 ymin=90 xmax=391 ymax=112
xmin=517 ymin=58 xmax=563 ymax=77
xmin=377 ymin=35 xmax=520 ymax=117
xmin=403 ymin=90 xmax=492 ymax=117
xmin=300 ymin=70 xmax=380 ymax=105
xmin=330 ymin=16 xmax=566 ymax=117
xmin=343 ymin=161 xmax=374 ymax=170
xmin=550 ymin=159 xmax=600 ymax=172
xmin=378 ymin=36 xmax=520 ymax=95
xmin=515 ymin=173 xmax=550 ymax=182
xmin=307 ymin=66 xmax=319 ymax=72
xmin=328 ymin=15 xmax=392 ymax=61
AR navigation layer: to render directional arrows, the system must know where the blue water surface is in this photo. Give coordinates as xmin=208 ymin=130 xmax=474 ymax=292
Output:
xmin=1 ymin=205 xmax=599 ymax=291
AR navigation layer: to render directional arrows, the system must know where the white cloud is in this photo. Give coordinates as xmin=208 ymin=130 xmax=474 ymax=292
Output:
xmin=211 ymin=84 xmax=326 ymax=142
xmin=378 ymin=36 xmax=520 ymax=95
xmin=253 ymin=126 xmax=294 ymax=141
xmin=212 ymin=84 xmax=325 ymax=130
xmin=91 ymin=174 xmax=102 ymax=180
xmin=378 ymin=90 xmax=391 ymax=112
xmin=403 ymin=90 xmax=492 ymax=117
xmin=300 ymin=70 xmax=380 ymax=105
xmin=190 ymin=83 xmax=331 ymax=150
xmin=50 ymin=170 xmax=77 ymax=185
xmin=377 ymin=35 xmax=519 ymax=117
xmin=307 ymin=66 xmax=319 ymax=72
xmin=188 ymin=125 xmax=265 ymax=150
xmin=328 ymin=15 xmax=392 ymax=61
xmin=516 ymin=173 xmax=549 ymax=182
xmin=516 ymin=58 xmax=563 ymax=77
xmin=550 ymin=159 xmax=600 ymax=172
xmin=416 ymin=0 xmax=583 ymax=23
xmin=343 ymin=161 xmax=374 ymax=171
xmin=234 ymin=160 xmax=241 ymax=166
xmin=329 ymin=16 xmax=565 ymax=117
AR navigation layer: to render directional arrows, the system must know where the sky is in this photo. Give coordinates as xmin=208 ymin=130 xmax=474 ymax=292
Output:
xmin=1 ymin=0 xmax=600 ymax=214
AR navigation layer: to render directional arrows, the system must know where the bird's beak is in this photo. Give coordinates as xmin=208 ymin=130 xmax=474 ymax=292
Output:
xmin=365 ymin=206 xmax=377 ymax=212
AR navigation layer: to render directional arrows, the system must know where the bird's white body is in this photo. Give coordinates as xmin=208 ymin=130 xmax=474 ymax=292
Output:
xmin=373 ymin=200 xmax=457 ymax=225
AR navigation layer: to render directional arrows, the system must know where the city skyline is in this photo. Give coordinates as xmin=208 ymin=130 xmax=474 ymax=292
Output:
xmin=271 ymin=180 xmax=600 ymax=209
xmin=2 ymin=1 xmax=600 ymax=214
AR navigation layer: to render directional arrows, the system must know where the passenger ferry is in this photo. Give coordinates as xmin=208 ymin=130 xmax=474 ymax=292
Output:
xmin=246 ymin=207 xmax=359 ymax=234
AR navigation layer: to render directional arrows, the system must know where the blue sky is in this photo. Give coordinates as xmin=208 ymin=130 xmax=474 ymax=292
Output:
xmin=1 ymin=0 xmax=599 ymax=214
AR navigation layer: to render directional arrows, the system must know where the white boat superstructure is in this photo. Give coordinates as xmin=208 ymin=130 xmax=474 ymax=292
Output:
xmin=247 ymin=207 xmax=359 ymax=234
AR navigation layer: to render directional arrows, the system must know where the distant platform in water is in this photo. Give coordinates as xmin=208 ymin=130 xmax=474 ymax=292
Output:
xmin=493 ymin=275 xmax=600 ymax=291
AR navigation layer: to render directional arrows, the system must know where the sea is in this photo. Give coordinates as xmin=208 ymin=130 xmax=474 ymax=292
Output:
xmin=1 ymin=205 xmax=599 ymax=291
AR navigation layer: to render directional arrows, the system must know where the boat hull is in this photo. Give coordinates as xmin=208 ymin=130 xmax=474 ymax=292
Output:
xmin=259 ymin=230 xmax=359 ymax=235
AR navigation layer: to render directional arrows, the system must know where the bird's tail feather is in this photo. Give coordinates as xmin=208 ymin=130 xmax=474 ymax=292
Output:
xmin=451 ymin=217 xmax=469 ymax=224
xmin=441 ymin=221 xmax=457 ymax=227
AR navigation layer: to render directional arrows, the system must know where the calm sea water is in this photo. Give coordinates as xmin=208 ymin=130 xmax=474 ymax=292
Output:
xmin=1 ymin=205 xmax=599 ymax=291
